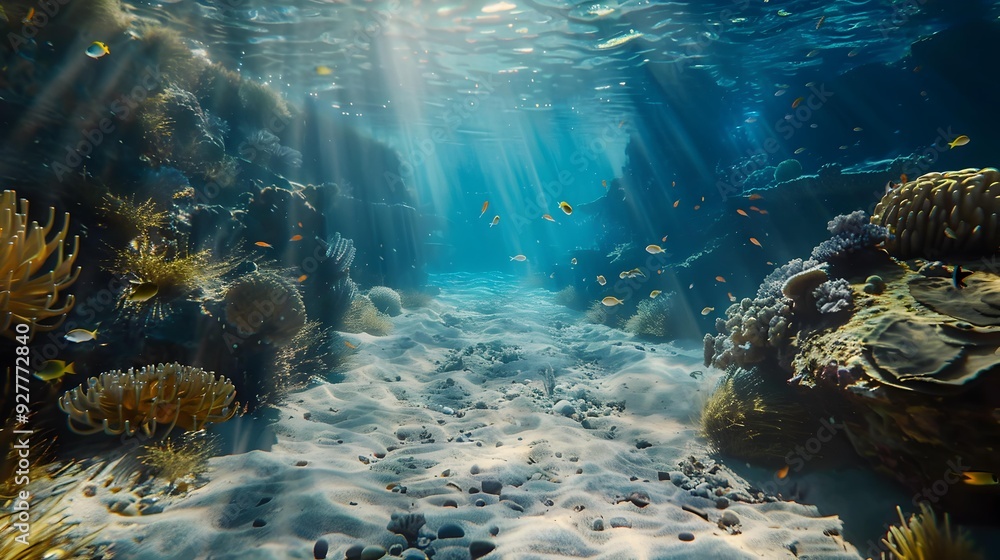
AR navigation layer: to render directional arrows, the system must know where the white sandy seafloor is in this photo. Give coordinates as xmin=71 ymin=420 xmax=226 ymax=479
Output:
xmin=63 ymin=272 xmax=865 ymax=560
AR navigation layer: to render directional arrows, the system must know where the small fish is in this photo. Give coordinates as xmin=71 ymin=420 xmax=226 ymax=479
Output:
xmin=701 ymin=306 xmax=715 ymax=316
xmin=602 ymin=179 xmax=608 ymax=188
xmin=727 ymin=292 xmax=737 ymax=302
xmin=749 ymin=205 xmax=762 ymax=212
xmin=646 ymin=244 xmax=664 ymax=254
xmin=661 ymin=236 xmax=668 ymax=242
xmin=961 ymin=471 xmax=998 ymax=485
xmin=777 ymin=9 xmax=791 ymax=17
xmin=597 ymin=275 xmax=607 ymax=286
xmin=480 ymin=201 xmax=489 ymax=217
xmin=255 ymin=241 xmax=273 ymax=248
xmin=777 ymin=465 xmax=790 ymax=479
xmin=900 ymin=173 xmax=908 ymax=184
xmin=601 ymin=296 xmax=624 ymax=307
xmin=558 ymin=201 xmax=573 ymax=215
xmin=748 ymin=194 xmax=763 ymax=201
xmin=944 ymin=226 xmax=958 ymax=240
xmin=650 ymin=290 xmax=661 ymax=298
xmin=791 ymin=97 xmax=805 ymax=109
xmin=750 ymin=237 xmax=763 ymax=247
xmin=794 ymin=147 xmax=805 ymax=155
xmin=953 ymin=265 xmax=973 ymax=289
xmin=774 ymin=89 xmax=786 ymax=97
xmin=23 ymin=7 xmax=35 ymax=23
xmin=949 ymin=135 xmax=970 ymax=149
xmin=673 ymin=199 xmax=680 ymax=208
xmin=745 ymin=117 xmax=757 ymax=123
xmin=758 ymin=209 xmax=769 ymax=215
xmin=571 ymin=258 xmax=578 ymax=265
xmin=693 ymin=205 xmax=701 ymax=211
xmin=630 ymin=268 xmax=645 ymax=278
xmin=34 ymin=360 xmax=76 ymax=382
xmin=510 ymin=255 xmax=527 ymax=262
xmin=542 ymin=213 xmax=556 ymax=222
xmin=297 ymin=274 xmax=308 ymax=282
xmin=316 ymin=65 xmax=333 ymax=76
xmin=806 ymin=49 xmax=820 ymax=58
xmin=913 ymin=65 xmax=922 ymax=72
xmin=853 ymin=127 xmax=863 ymax=132
xmin=127 ymin=282 xmax=159 ymax=302
xmin=490 ymin=215 xmax=500 ymax=227
xmin=289 ymin=234 xmax=303 ymax=242
xmin=847 ymin=48 xmax=860 ymax=57
xmin=715 ymin=276 xmax=726 ymax=283
xmin=64 ymin=328 xmax=98 ymax=343
xmin=86 ymin=41 xmax=110 ymax=59
xmin=344 ymin=341 xmax=357 ymax=349
xmin=816 ymin=15 xmax=825 ymax=29
xmin=737 ymin=209 xmax=749 ymax=217
xmin=671 ymin=181 xmax=676 ymax=187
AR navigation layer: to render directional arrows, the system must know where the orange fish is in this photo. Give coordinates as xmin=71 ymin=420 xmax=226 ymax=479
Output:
xmin=791 ymin=97 xmax=805 ymax=109
xmin=255 ymin=241 xmax=273 ymax=248
xmin=344 ymin=341 xmax=357 ymax=349
xmin=900 ymin=173 xmax=908 ymax=184
xmin=297 ymin=274 xmax=308 ymax=282
xmin=673 ymin=200 xmax=680 ymax=208
xmin=749 ymin=206 xmax=761 ymax=212
xmin=748 ymin=194 xmax=763 ymax=201
xmin=777 ymin=465 xmax=790 ymax=479
xmin=542 ymin=214 xmax=556 ymax=222
xmin=661 ymin=236 xmax=668 ymax=242
xmin=737 ymin=209 xmax=749 ymax=217
xmin=715 ymin=276 xmax=726 ymax=283
xmin=480 ymin=201 xmax=489 ymax=218
xmin=23 ymin=7 xmax=34 ymax=23
xmin=289 ymin=234 xmax=303 ymax=242
xmin=727 ymin=292 xmax=737 ymax=302
xmin=297 ymin=222 xmax=303 ymax=228
xmin=602 ymin=179 xmax=608 ymax=188
xmin=750 ymin=237 xmax=762 ymax=247
xmin=758 ymin=209 xmax=769 ymax=215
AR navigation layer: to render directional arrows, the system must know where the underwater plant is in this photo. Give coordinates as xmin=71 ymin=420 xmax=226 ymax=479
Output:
xmin=99 ymin=193 xmax=168 ymax=242
xmin=367 ymin=286 xmax=402 ymax=317
xmin=624 ymin=294 xmax=675 ymax=338
xmin=0 ymin=190 xmax=81 ymax=337
xmin=0 ymin=469 xmax=100 ymax=560
xmin=700 ymin=369 xmax=814 ymax=465
xmin=341 ymin=296 xmax=393 ymax=336
xmin=399 ymin=289 xmax=434 ymax=309
xmin=773 ymin=158 xmax=803 ymax=182
xmin=881 ymin=503 xmax=982 ymax=560
xmin=139 ymin=431 xmax=217 ymax=485
xmin=223 ymin=271 xmax=307 ymax=345
xmin=58 ymin=363 xmax=238 ymax=437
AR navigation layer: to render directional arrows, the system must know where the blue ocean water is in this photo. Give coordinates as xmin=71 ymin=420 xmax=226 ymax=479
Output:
xmin=1 ymin=0 xmax=1000 ymax=558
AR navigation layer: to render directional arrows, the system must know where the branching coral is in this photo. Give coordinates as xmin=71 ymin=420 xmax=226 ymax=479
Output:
xmin=811 ymin=210 xmax=890 ymax=262
xmin=881 ymin=503 xmax=982 ymax=560
xmin=58 ymin=363 xmax=238 ymax=437
xmin=0 ymin=190 xmax=81 ymax=336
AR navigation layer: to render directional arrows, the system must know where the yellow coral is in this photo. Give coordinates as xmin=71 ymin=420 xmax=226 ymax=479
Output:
xmin=0 ymin=190 xmax=80 ymax=337
xmin=139 ymin=432 xmax=216 ymax=485
xmin=882 ymin=502 xmax=982 ymax=560
xmin=58 ymin=363 xmax=238 ymax=437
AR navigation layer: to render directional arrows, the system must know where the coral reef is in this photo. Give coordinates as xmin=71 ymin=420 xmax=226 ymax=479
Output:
xmin=872 ymin=168 xmax=1000 ymax=259
xmin=58 ymin=363 xmax=238 ymax=437
xmin=138 ymin=86 xmax=229 ymax=176
xmin=367 ymin=286 xmax=402 ymax=317
xmin=223 ymin=272 xmax=307 ymax=345
xmin=881 ymin=503 xmax=982 ymax=560
xmin=813 ymin=278 xmax=853 ymax=315
xmin=774 ymin=159 xmax=803 ymax=182
xmin=0 ymin=190 xmax=81 ymax=336
xmin=811 ymin=210 xmax=891 ymax=262
xmin=341 ymin=296 xmax=393 ymax=336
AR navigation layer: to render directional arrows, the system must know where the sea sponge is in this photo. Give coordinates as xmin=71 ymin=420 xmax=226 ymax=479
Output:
xmin=881 ymin=503 xmax=982 ymax=560
xmin=341 ymin=296 xmax=393 ymax=336
xmin=872 ymin=168 xmax=1000 ymax=259
xmin=0 ymin=190 xmax=81 ymax=336
xmin=774 ymin=159 xmax=803 ymax=182
xmin=223 ymin=272 xmax=307 ymax=344
xmin=58 ymin=363 xmax=238 ymax=437
xmin=367 ymin=286 xmax=402 ymax=317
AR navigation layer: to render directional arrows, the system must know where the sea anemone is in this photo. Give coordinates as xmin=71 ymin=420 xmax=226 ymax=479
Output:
xmin=0 ymin=190 xmax=81 ymax=337
xmin=58 ymin=363 xmax=238 ymax=437
xmin=881 ymin=502 xmax=982 ymax=560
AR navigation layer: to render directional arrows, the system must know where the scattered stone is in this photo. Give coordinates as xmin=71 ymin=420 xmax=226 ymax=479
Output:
xmin=592 ymin=518 xmax=605 ymax=531
xmin=438 ymin=523 xmax=465 ymax=539
xmin=715 ymin=497 xmax=730 ymax=509
xmin=388 ymin=544 xmax=403 ymax=556
xmin=442 ymin=499 xmax=458 ymax=508
xmin=682 ymin=504 xmax=709 ymax=522
xmin=469 ymin=540 xmax=495 ymax=559
xmin=504 ymin=501 xmax=524 ymax=512
xmin=470 ymin=464 xmax=480 ymax=475
xmin=345 ymin=544 xmax=364 ymax=560
xmin=626 ymin=492 xmax=650 ymax=508
xmin=400 ymin=550 xmax=427 ymax=560
xmin=553 ymin=400 xmax=576 ymax=416
xmin=488 ymin=525 xmax=500 ymax=536
xmin=635 ymin=440 xmax=652 ymax=449
xmin=475 ymin=499 xmax=486 ymax=507
xmin=252 ymin=519 xmax=266 ymax=527
xmin=313 ymin=538 xmax=329 ymax=559
xmin=83 ymin=485 xmax=97 ymax=497
xmin=657 ymin=471 xmax=670 ymax=481
xmin=481 ymin=480 xmax=502 ymax=495
xmin=719 ymin=511 xmax=740 ymax=528
xmin=679 ymin=532 xmax=695 ymax=542
xmin=360 ymin=545 xmax=386 ymax=560
xmin=609 ymin=517 xmax=631 ymax=528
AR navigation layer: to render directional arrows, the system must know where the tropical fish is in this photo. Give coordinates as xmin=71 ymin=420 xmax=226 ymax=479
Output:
xmin=944 ymin=226 xmax=958 ymax=240
xmin=816 ymin=15 xmax=825 ymax=29
xmin=750 ymin=237 xmax=762 ymax=247
xmin=791 ymin=97 xmax=805 ymax=109
xmin=571 ymin=258 xmax=578 ymax=265
xmin=650 ymin=290 xmax=661 ymax=298
xmin=255 ymin=241 xmax=273 ymax=248
xmin=727 ymin=292 xmax=737 ymax=302
xmin=715 ymin=276 xmax=726 ymax=283
xmin=853 ymin=127 xmax=863 ymax=132
xmin=953 ymin=265 xmax=972 ymax=289
xmin=661 ymin=236 xmax=668 ymax=242
xmin=777 ymin=465 xmax=790 ymax=479
xmin=597 ymin=275 xmax=607 ymax=285
xmin=289 ymin=234 xmax=303 ymax=242
xmin=558 ymin=201 xmax=573 ymax=215
xmin=510 ymin=255 xmax=527 ymax=262
xmin=646 ymin=244 xmax=664 ymax=254
xmin=542 ymin=214 xmax=556 ymax=222
xmin=806 ymin=49 xmax=820 ymax=58
xmin=701 ymin=307 xmax=715 ymax=315
xmin=693 ymin=205 xmax=701 ymax=211
xmin=748 ymin=194 xmax=763 ymax=201
xmin=490 ymin=215 xmax=500 ymax=227
xmin=86 ymin=41 xmax=110 ymax=59
xmin=34 ymin=360 xmax=76 ymax=382
xmin=794 ymin=147 xmax=806 ymax=154
xmin=127 ymin=282 xmax=159 ymax=302
xmin=737 ymin=209 xmax=749 ymax=217
xmin=344 ymin=341 xmax=357 ymax=349
xmin=64 ymin=328 xmax=98 ymax=343
xmin=480 ymin=201 xmax=489 ymax=217
xmin=749 ymin=206 xmax=761 ymax=212
xmin=298 ymin=274 xmax=308 ymax=282
xmin=23 ymin=7 xmax=34 ymax=24
xmin=949 ymin=135 xmax=970 ymax=149
xmin=601 ymin=296 xmax=624 ymax=307
xmin=961 ymin=471 xmax=998 ymax=485
xmin=316 ymin=65 xmax=333 ymax=76
xmin=673 ymin=200 xmax=680 ymax=208
xmin=900 ymin=173 xmax=908 ymax=184
xmin=602 ymin=179 xmax=608 ymax=188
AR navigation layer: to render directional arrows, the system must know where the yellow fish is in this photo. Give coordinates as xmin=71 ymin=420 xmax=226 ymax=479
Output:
xmin=645 ymin=244 xmax=664 ymax=254
xmin=490 ymin=215 xmax=500 ymax=227
xmin=596 ymin=275 xmax=606 ymax=285
xmin=23 ymin=7 xmax=35 ymax=24
xmin=344 ymin=341 xmax=357 ymax=350
xmin=558 ymin=201 xmax=573 ymax=215
xmin=949 ymin=135 xmax=970 ymax=149
xmin=34 ymin=360 xmax=76 ymax=382
xmin=316 ymin=65 xmax=333 ymax=76
xmin=480 ymin=201 xmax=489 ymax=218
xmin=64 ymin=328 xmax=98 ymax=343
xmin=601 ymin=179 xmax=608 ymax=188
xmin=701 ymin=306 xmax=715 ymax=316
xmin=650 ymin=290 xmax=661 ymax=298
xmin=510 ymin=255 xmax=527 ymax=262
xmin=127 ymin=282 xmax=159 ymax=302
xmin=601 ymin=296 xmax=623 ymax=307
xmin=86 ymin=41 xmax=110 ymax=59
xmin=961 ymin=471 xmax=998 ymax=485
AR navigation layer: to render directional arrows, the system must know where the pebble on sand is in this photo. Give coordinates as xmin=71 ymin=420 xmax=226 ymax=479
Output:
xmin=679 ymin=532 xmax=695 ymax=542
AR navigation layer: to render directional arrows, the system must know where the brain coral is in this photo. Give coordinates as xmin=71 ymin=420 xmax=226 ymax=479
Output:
xmin=872 ymin=168 xmax=1000 ymax=259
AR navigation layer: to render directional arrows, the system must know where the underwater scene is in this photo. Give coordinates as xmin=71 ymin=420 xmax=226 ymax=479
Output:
xmin=2 ymin=0 xmax=1000 ymax=558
